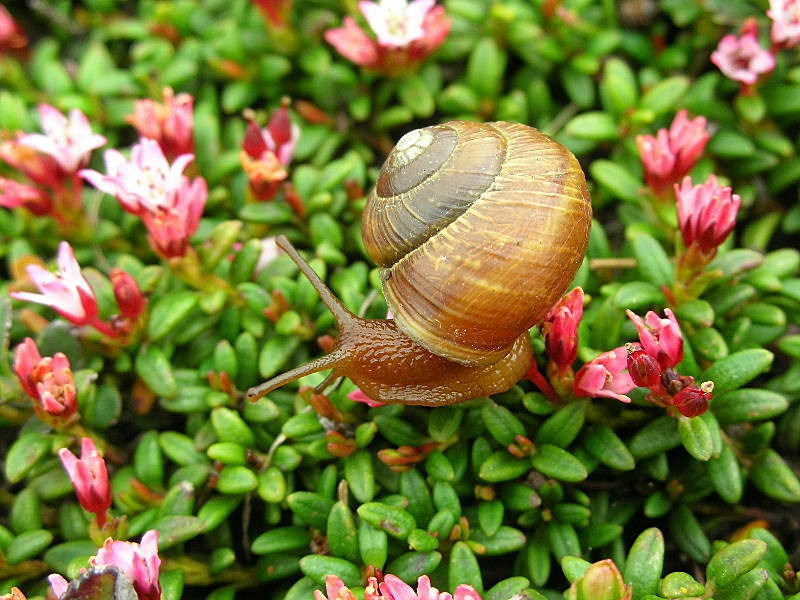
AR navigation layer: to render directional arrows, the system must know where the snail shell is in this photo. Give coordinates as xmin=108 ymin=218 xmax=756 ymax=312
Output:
xmin=362 ymin=120 xmax=592 ymax=366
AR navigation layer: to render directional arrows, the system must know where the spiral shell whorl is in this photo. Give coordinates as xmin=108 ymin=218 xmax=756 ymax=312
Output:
xmin=363 ymin=121 xmax=592 ymax=366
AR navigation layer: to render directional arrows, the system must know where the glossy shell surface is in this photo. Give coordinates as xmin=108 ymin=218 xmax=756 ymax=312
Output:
xmin=362 ymin=120 xmax=592 ymax=366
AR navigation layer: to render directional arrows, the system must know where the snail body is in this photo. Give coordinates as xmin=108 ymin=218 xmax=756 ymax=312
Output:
xmin=248 ymin=121 xmax=591 ymax=406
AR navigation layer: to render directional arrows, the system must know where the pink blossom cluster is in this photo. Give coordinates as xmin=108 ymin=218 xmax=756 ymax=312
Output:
xmin=625 ymin=310 xmax=713 ymax=417
xmin=676 ymin=175 xmax=741 ymax=257
xmin=127 ymin=87 xmax=195 ymax=161
xmin=241 ymin=102 xmax=300 ymax=201
xmin=315 ymin=574 xmax=481 ymax=600
xmin=528 ymin=288 xmax=713 ymax=416
xmin=0 ymin=105 xmax=106 ymax=226
xmin=325 ymin=0 xmax=451 ymax=76
xmin=81 ymin=138 xmax=207 ymax=259
xmin=14 ymin=338 xmax=77 ymax=421
xmin=49 ymin=531 xmax=161 ymax=600
xmin=10 ymin=241 xmax=147 ymax=338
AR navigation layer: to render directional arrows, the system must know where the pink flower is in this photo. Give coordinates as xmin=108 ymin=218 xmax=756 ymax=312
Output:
xmin=626 ymin=309 xmax=684 ymax=370
xmin=360 ymin=0 xmax=434 ymax=47
xmin=14 ymin=338 xmax=78 ymax=419
xmin=769 ymin=0 xmax=800 ymax=48
xmin=128 ymin=87 xmax=195 ymax=160
xmin=80 ymin=138 xmax=194 ymax=215
xmin=0 ymin=177 xmax=53 ymax=215
xmin=81 ymin=139 xmax=207 ymax=258
xmin=48 ymin=574 xmax=70 ymax=599
xmin=0 ymin=136 xmax=67 ymax=190
xmin=380 ymin=575 xmax=482 ymax=600
xmin=241 ymin=102 xmax=300 ymax=201
xmin=574 ymin=347 xmax=635 ymax=403
xmin=111 ymin=269 xmax=147 ymax=322
xmin=673 ymin=381 xmax=713 ymax=417
xmin=0 ymin=5 xmax=28 ymax=55
xmin=711 ymin=21 xmax=775 ymax=86
xmin=58 ymin=438 xmax=112 ymax=525
xmin=636 ymin=110 xmax=710 ymax=195
xmin=92 ymin=530 xmax=162 ymax=600
xmin=541 ymin=287 xmax=584 ymax=371
xmin=325 ymin=0 xmax=451 ymax=75
xmin=314 ymin=575 xmax=357 ymax=600
xmin=11 ymin=241 xmax=99 ymax=326
xmin=676 ymin=175 xmax=741 ymax=256
xmin=348 ymin=388 xmax=387 ymax=407
xmin=18 ymin=105 xmax=106 ymax=174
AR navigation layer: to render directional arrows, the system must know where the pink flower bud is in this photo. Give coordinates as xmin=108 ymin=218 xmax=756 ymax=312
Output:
xmin=241 ymin=103 xmax=300 ymax=201
xmin=636 ymin=110 xmax=710 ymax=195
xmin=0 ymin=177 xmax=53 ymax=216
xmin=111 ymin=269 xmax=147 ymax=321
xmin=626 ymin=343 xmax=662 ymax=389
xmin=673 ymin=381 xmax=714 ymax=417
xmin=128 ymin=87 xmax=195 ymax=160
xmin=542 ymin=287 xmax=584 ymax=370
xmin=711 ymin=21 xmax=776 ymax=86
xmin=58 ymin=438 xmax=112 ymax=525
xmin=676 ymin=175 xmax=741 ymax=256
xmin=92 ymin=530 xmax=162 ymax=600
xmin=18 ymin=104 xmax=106 ymax=174
xmin=626 ymin=308 xmax=684 ymax=370
xmin=0 ymin=5 xmax=28 ymax=55
xmin=768 ymin=0 xmax=800 ymax=48
xmin=574 ymin=347 xmax=635 ymax=404
xmin=11 ymin=241 xmax=100 ymax=326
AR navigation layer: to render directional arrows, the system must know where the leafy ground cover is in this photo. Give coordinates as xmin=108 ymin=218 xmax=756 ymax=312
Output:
xmin=1 ymin=0 xmax=800 ymax=599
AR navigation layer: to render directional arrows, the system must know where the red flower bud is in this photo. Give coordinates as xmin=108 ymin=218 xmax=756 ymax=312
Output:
xmin=111 ymin=268 xmax=147 ymax=321
xmin=626 ymin=344 xmax=661 ymax=388
xmin=673 ymin=381 xmax=714 ymax=417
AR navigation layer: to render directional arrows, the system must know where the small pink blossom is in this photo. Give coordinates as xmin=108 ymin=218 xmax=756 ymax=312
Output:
xmin=0 ymin=137 xmax=64 ymax=189
xmin=241 ymin=103 xmax=300 ymax=201
xmin=18 ymin=105 xmax=106 ymax=174
xmin=80 ymin=138 xmax=194 ymax=215
xmin=81 ymin=139 xmax=207 ymax=258
xmin=11 ymin=241 xmax=99 ymax=326
xmin=314 ymin=575 xmax=357 ymax=600
xmin=0 ymin=177 xmax=52 ymax=215
xmin=325 ymin=0 xmax=451 ymax=75
xmin=541 ymin=287 xmax=584 ymax=371
xmin=48 ymin=574 xmax=70 ymax=599
xmin=711 ymin=21 xmax=776 ymax=86
xmin=636 ymin=110 xmax=710 ymax=195
xmin=14 ymin=338 xmax=78 ymax=419
xmin=348 ymin=388 xmax=387 ymax=407
xmin=676 ymin=175 xmax=741 ymax=256
xmin=768 ymin=0 xmax=800 ymax=48
xmin=380 ymin=575 xmax=482 ymax=600
xmin=360 ymin=0 xmax=434 ymax=47
xmin=574 ymin=347 xmax=635 ymax=403
xmin=92 ymin=530 xmax=162 ymax=600
xmin=58 ymin=438 xmax=112 ymax=525
xmin=128 ymin=87 xmax=195 ymax=160
xmin=626 ymin=309 xmax=684 ymax=370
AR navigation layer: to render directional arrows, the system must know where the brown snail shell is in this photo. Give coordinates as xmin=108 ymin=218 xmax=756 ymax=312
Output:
xmin=362 ymin=120 xmax=592 ymax=366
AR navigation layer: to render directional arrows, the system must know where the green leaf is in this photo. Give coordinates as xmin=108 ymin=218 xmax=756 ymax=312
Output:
xmin=749 ymin=449 xmax=800 ymax=502
xmin=135 ymin=345 xmax=177 ymax=398
xmin=479 ymin=451 xmax=531 ymax=482
xmin=628 ymin=416 xmax=680 ymax=460
xmin=449 ymin=541 xmax=483 ymax=591
xmin=466 ymin=38 xmax=506 ymax=98
xmin=482 ymin=401 xmax=526 ymax=446
xmin=6 ymin=434 xmax=51 ymax=483
xmin=712 ymin=389 xmax=788 ymax=424
xmin=327 ymin=502 xmax=359 ymax=562
xmin=386 ymin=551 xmax=441 ymax=583
xmin=679 ymin=416 xmax=713 ymax=461
xmin=639 ymin=76 xmax=689 ymax=115
xmin=531 ymin=444 xmax=588 ymax=482
xmin=624 ymin=528 xmax=664 ymax=600
xmin=359 ymin=520 xmax=389 ymax=569
xmin=146 ymin=291 xmax=199 ymax=341
xmin=299 ymin=555 xmax=361 ymax=587
xmin=590 ymin=160 xmax=642 ymax=204
xmin=627 ymin=230 xmax=674 ymax=287
xmin=601 ymin=58 xmax=639 ymax=115
xmin=707 ymin=539 xmax=767 ymax=590
xmin=357 ymin=502 xmax=416 ymax=540
xmin=584 ymin=425 xmax=635 ymax=470
xmin=7 ymin=529 xmax=53 ymax=564
xmin=536 ymin=401 xmax=587 ymax=448
xmin=708 ymin=442 xmax=743 ymax=504
xmin=670 ymin=504 xmax=710 ymax=563
xmin=564 ymin=112 xmax=619 ymax=141
xmin=287 ymin=492 xmax=335 ymax=530
xmin=252 ymin=526 xmax=312 ymax=555
xmin=701 ymin=349 xmax=774 ymax=395
xmin=469 ymin=526 xmax=527 ymax=555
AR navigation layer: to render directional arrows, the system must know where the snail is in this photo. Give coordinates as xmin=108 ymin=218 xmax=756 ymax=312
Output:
xmin=247 ymin=121 xmax=592 ymax=406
